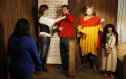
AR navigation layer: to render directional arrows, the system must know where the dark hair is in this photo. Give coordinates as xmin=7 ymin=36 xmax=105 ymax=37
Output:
xmin=12 ymin=18 xmax=30 ymax=37
xmin=81 ymin=6 xmax=96 ymax=16
xmin=39 ymin=5 xmax=48 ymax=16
xmin=62 ymin=5 xmax=70 ymax=12
xmin=102 ymin=24 xmax=118 ymax=46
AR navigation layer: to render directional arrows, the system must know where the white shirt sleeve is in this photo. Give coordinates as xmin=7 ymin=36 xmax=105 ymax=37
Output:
xmin=39 ymin=16 xmax=55 ymax=27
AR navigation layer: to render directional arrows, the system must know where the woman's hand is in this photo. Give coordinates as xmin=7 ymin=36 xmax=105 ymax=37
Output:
xmin=62 ymin=15 xmax=66 ymax=19
xmin=108 ymin=47 xmax=112 ymax=50
xmin=104 ymin=47 xmax=112 ymax=55
xmin=54 ymin=15 xmax=66 ymax=23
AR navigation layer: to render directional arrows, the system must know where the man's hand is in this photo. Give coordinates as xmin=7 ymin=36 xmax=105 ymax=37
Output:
xmin=59 ymin=27 xmax=63 ymax=31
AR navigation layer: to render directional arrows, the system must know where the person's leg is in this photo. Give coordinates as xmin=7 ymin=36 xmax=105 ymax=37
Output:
xmin=59 ymin=39 xmax=65 ymax=70
xmin=80 ymin=54 xmax=88 ymax=69
xmin=63 ymin=39 xmax=69 ymax=69
xmin=88 ymin=53 xmax=97 ymax=72
xmin=102 ymin=71 xmax=109 ymax=78
xmin=40 ymin=37 xmax=50 ymax=71
xmin=59 ymin=39 xmax=69 ymax=70
xmin=44 ymin=37 xmax=51 ymax=70
xmin=107 ymin=71 xmax=115 ymax=79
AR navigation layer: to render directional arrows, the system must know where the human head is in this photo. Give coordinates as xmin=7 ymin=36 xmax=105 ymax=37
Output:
xmin=12 ymin=18 xmax=30 ymax=37
xmin=86 ymin=7 xmax=94 ymax=16
xmin=102 ymin=24 xmax=118 ymax=45
xmin=62 ymin=5 xmax=70 ymax=15
xmin=81 ymin=6 xmax=96 ymax=16
xmin=107 ymin=27 xmax=113 ymax=33
xmin=39 ymin=5 xmax=48 ymax=16
xmin=104 ymin=24 xmax=116 ymax=33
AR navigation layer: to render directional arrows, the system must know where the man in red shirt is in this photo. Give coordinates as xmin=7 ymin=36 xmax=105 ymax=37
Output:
xmin=56 ymin=5 xmax=75 ymax=70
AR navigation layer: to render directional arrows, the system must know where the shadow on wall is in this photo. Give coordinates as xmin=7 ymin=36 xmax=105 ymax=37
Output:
xmin=0 ymin=22 xmax=8 ymax=79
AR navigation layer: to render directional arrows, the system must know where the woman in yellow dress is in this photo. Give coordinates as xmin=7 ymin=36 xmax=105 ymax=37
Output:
xmin=77 ymin=6 xmax=103 ymax=72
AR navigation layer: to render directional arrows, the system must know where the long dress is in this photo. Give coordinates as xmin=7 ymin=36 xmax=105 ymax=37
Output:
xmin=102 ymin=33 xmax=117 ymax=72
xmin=77 ymin=16 xmax=103 ymax=56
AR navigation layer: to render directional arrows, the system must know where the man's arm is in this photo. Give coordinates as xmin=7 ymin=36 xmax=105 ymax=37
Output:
xmin=66 ymin=14 xmax=74 ymax=23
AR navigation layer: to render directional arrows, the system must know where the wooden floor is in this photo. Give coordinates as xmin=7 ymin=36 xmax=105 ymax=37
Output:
xmin=33 ymin=65 xmax=118 ymax=79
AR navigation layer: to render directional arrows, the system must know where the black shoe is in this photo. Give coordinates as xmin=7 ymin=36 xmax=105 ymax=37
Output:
xmin=57 ymin=67 xmax=63 ymax=71
xmin=57 ymin=67 xmax=68 ymax=71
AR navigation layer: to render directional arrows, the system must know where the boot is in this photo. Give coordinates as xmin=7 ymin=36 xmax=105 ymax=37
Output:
xmin=79 ymin=64 xmax=85 ymax=70
xmin=92 ymin=65 xmax=97 ymax=72
xmin=79 ymin=55 xmax=88 ymax=70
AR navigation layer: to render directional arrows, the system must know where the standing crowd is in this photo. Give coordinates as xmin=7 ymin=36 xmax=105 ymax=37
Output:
xmin=8 ymin=4 xmax=118 ymax=79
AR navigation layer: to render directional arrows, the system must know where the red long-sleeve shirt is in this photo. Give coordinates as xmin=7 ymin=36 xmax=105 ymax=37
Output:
xmin=57 ymin=13 xmax=75 ymax=38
